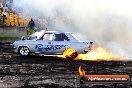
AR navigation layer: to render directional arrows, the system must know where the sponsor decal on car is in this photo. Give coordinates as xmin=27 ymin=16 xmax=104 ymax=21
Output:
xmin=35 ymin=44 xmax=66 ymax=51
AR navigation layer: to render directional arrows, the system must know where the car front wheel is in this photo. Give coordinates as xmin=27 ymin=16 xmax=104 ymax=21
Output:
xmin=19 ymin=46 xmax=30 ymax=56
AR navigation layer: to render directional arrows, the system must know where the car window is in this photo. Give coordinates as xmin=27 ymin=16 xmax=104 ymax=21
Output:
xmin=43 ymin=33 xmax=54 ymax=41
xmin=54 ymin=33 xmax=69 ymax=41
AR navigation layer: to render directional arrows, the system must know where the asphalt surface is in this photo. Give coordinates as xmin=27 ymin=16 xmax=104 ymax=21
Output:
xmin=0 ymin=42 xmax=132 ymax=88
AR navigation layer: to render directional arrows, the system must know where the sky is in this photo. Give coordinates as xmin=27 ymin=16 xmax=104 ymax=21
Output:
xmin=13 ymin=0 xmax=132 ymax=59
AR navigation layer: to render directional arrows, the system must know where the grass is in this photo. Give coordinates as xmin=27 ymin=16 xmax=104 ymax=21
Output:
xmin=0 ymin=28 xmax=26 ymax=42
xmin=0 ymin=33 xmax=22 ymax=42
xmin=0 ymin=33 xmax=22 ymax=37
xmin=0 ymin=26 xmax=28 ymax=42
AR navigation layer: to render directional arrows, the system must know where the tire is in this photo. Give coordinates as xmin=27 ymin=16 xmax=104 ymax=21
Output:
xmin=65 ymin=51 xmax=78 ymax=60
xmin=18 ymin=46 xmax=30 ymax=56
xmin=63 ymin=48 xmax=78 ymax=60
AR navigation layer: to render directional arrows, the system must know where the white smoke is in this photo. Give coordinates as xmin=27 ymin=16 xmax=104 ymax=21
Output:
xmin=13 ymin=0 xmax=132 ymax=59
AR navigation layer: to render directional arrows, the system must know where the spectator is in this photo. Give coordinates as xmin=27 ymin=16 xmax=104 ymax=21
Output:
xmin=3 ymin=4 xmax=8 ymax=12
xmin=0 ymin=1 xmax=3 ymax=11
xmin=27 ymin=18 xmax=36 ymax=36
xmin=2 ymin=10 xmax=8 ymax=24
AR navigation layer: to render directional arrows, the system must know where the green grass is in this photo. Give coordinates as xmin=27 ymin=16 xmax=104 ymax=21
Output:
xmin=0 ymin=33 xmax=22 ymax=41
xmin=0 ymin=33 xmax=21 ymax=37
xmin=0 ymin=26 xmax=27 ymax=42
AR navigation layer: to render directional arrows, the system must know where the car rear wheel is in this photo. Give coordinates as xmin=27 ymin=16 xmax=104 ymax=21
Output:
xmin=63 ymin=48 xmax=78 ymax=60
xmin=19 ymin=46 xmax=30 ymax=56
xmin=65 ymin=51 xmax=78 ymax=60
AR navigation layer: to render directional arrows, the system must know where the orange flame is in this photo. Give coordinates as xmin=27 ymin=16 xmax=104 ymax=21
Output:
xmin=58 ymin=47 xmax=127 ymax=61
xmin=76 ymin=47 xmax=127 ymax=61
xmin=58 ymin=48 xmax=77 ymax=60
xmin=78 ymin=66 xmax=85 ymax=76
xmin=63 ymin=48 xmax=76 ymax=57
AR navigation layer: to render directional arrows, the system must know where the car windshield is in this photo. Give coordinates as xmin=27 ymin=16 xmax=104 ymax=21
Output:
xmin=30 ymin=30 xmax=46 ymax=39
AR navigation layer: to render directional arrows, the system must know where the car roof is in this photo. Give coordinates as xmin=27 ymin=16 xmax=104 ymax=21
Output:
xmin=45 ymin=31 xmax=71 ymax=34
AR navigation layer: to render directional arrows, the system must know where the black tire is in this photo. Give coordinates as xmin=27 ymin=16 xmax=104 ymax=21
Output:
xmin=65 ymin=51 xmax=78 ymax=60
xmin=63 ymin=48 xmax=78 ymax=60
xmin=18 ymin=46 xmax=30 ymax=56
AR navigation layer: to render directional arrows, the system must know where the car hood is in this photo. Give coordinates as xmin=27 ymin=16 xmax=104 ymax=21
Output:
xmin=30 ymin=30 xmax=46 ymax=39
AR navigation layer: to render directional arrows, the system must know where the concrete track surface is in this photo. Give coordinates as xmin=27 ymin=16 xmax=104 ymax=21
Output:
xmin=0 ymin=42 xmax=132 ymax=88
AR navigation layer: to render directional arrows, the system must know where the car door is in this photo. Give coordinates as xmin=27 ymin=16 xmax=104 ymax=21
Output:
xmin=35 ymin=33 xmax=55 ymax=53
xmin=51 ymin=33 xmax=71 ymax=54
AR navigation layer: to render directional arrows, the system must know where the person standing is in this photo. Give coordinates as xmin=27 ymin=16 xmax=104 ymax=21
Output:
xmin=3 ymin=4 xmax=8 ymax=12
xmin=27 ymin=18 xmax=35 ymax=36
xmin=2 ymin=10 xmax=8 ymax=25
xmin=0 ymin=1 xmax=3 ymax=11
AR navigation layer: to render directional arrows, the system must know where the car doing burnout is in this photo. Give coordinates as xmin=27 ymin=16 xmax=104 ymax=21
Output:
xmin=13 ymin=30 xmax=89 ymax=57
